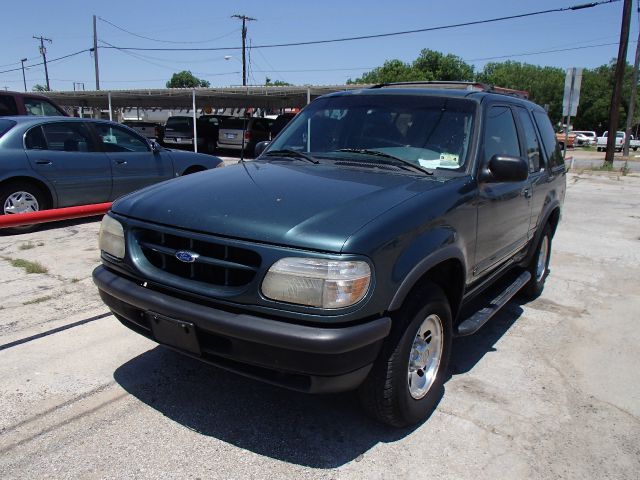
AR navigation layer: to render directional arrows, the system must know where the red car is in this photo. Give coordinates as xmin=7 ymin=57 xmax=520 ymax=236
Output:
xmin=0 ymin=91 xmax=68 ymax=117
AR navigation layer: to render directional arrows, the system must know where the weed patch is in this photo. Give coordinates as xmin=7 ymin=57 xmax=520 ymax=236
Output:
xmin=10 ymin=258 xmax=48 ymax=274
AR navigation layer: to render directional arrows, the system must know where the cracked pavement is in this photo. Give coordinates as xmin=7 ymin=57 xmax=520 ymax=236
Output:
xmin=0 ymin=172 xmax=639 ymax=479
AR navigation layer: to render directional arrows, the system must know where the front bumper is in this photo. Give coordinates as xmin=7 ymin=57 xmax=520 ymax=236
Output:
xmin=93 ymin=265 xmax=391 ymax=393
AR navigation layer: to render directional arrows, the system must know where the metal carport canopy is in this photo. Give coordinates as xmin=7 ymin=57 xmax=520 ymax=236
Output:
xmin=42 ymin=85 xmax=367 ymax=109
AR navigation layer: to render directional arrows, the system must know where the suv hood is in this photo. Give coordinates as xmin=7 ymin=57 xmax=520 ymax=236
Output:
xmin=112 ymin=161 xmax=442 ymax=252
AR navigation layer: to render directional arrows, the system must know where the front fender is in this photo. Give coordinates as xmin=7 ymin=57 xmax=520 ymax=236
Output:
xmin=388 ymin=231 xmax=466 ymax=311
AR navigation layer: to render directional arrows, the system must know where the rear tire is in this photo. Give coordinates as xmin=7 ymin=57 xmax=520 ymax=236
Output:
xmin=0 ymin=181 xmax=50 ymax=234
xmin=521 ymin=224 xmax=553 ymax=300
xmin=358 ymin=283 xmax=452 ymax=427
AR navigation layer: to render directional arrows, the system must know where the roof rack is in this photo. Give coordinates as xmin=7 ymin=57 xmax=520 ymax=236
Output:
xmin=369 ymin=81 xmax=529 ymax=99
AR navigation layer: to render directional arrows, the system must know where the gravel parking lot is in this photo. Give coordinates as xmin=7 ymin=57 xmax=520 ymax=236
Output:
xmin=1 ymin=172 xmax=639 ymax=479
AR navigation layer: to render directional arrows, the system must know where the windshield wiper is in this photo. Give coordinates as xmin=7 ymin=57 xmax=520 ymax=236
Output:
xmin=264 ymin=149 xmax=320 ymax=164
xmin=337 ymin=148 xmax=433 ymax=175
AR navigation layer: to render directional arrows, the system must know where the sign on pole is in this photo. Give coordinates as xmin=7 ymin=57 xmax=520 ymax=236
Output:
xmin=563 ymin=67 xmax=583 ymax=117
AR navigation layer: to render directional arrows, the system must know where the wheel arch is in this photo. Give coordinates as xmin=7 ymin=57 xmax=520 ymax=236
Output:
xmin=0 ymin=175 xmax=55 ymax=209
xmin=388 ymin=246 xmax=466 ymax=322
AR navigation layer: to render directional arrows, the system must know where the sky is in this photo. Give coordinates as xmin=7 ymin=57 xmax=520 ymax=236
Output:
xmin=0 ymin=0 xmax=636 ymax=92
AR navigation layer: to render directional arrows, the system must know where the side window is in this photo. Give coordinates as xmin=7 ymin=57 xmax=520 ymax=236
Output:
xmin=40 ymin=122 xmax=96 ymax=152
xmin=483 ymin=106 xmax=520 ymax=163
xmin=95 ymin=124 xmax=150 ymax=152
xmin=25 ymin=126 xmax=48 ymax=149
xmin=24 ymin=98 xmax=65 ymax=116
xmin=0 ymin=95 xmax=19 ymax=116
xmin=514 ymin=107 xmax=542 ymax=172
xmin=532 ymin=111 xmax=564 ymax=168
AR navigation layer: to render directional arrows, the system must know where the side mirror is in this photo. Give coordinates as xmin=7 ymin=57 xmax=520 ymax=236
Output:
xmin=484 ymin=155 xmax=529 ymax=182
xmin=150 ymin=141 xmax=162 ymax=153
xmin=254 ymin=140 xmax=270 ymax=157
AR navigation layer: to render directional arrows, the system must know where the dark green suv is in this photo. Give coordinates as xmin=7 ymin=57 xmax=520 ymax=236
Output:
xmin=93 ymin=82 xmax=565 ymax=427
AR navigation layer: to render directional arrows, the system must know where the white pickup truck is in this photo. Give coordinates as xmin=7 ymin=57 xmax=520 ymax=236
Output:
xmin=596 ymin=131 xmax=640 ymax=152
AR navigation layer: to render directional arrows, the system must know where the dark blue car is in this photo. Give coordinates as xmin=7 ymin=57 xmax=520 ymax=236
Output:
xmin=0 ymin=116 xmax=223 ymax=229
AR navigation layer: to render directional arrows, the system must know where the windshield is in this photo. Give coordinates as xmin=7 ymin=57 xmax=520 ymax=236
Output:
xmin=267 ymin=94 xmax=476 ymax=171
xmin=0 ymin=119 xmax=16 ymax=139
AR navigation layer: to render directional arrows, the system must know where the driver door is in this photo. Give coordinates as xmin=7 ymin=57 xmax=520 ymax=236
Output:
xmin=474 ymin=105 xmax=532 ymax=278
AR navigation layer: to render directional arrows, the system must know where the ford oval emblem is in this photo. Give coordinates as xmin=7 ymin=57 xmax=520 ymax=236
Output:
xmin=175 ymin=250 xmax=199 ymax=263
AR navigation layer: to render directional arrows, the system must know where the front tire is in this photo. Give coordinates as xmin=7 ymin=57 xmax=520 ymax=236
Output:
xmin=358 ymin=283 xmax=452 ymax=427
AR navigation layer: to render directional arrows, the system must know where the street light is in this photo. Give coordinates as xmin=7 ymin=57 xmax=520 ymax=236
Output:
xmin=20 ymin=58 xmax=28 ymax=92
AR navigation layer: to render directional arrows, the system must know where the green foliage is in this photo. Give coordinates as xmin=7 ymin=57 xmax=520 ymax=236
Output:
xmin=347 ymin=50 xmax=473 ymax=84
xmin=476 ymin=61 xmax=565 ymax=124
xmin=412 ymin=49 xmax=474 ymax=81
xmin=265 ymin=77 xmax=292 ymax=86
xmin=32 ymin=84 xmax=47 ymax=92
xmin=166 ymin=71 xmax=210 ymax=88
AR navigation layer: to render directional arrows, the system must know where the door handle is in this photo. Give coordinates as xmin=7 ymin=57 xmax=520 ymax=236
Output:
xmin=116 ymin=160 xmax=127 ymax=165
xmin=36 ymin=160 xmax=52 ymax=165
xmin=522 ymin=187 xmax=532 ymax=199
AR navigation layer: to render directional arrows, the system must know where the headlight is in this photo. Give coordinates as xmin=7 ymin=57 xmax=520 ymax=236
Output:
xmin=98 ymin=214 xmax=125 ymax=259
xmin=261 ymin=258 xmax=371 ymax=309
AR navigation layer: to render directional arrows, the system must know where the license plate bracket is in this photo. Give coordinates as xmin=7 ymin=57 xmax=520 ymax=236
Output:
xmin=148 ymin=311 xmax=201 ymax=355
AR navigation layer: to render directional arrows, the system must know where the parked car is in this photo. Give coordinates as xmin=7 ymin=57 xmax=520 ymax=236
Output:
xmin=555 ymin=131 xmax=576 ymax=149
xmin=162 ymin=115 xmax=224 ymax=153
xmin=572 ymin=130 xmax=597 ymax=146
xmin=217 ymin=116 xmax=274 ymax=156
xmin=93 ymin=82 xmax=565 ymax=427
xmin=122 ymin=120 xmax=164 ymax=143
xmin=269 ymin=112 xmax=297 ymax=139
xmin=596 ymin=131 xmax=639 ymax=152
xmin=0 ymin=91 xmax=68 ymax=117
xmin=0 ymin=116 xmax=223 ymax=231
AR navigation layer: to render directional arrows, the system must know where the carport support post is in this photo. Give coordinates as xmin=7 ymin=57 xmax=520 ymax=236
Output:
xmin=192 ymin=89 xmax=198 ymax=153
xmin=107 ymin=91 xmax=112 ymax=121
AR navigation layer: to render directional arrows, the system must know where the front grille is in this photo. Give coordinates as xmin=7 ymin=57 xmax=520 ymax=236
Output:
xmin=135 ymin=228 xmax=261 ymax=287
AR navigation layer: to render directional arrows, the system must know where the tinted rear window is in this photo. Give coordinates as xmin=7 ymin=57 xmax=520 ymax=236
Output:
xmin=0 ymin=119 xmax=16 ymax=138
xmin=220 ymin=118 xmax=247 ymax=129
xmin=0 ymin=95 xmax=19 ymax=116
xmin=165 ymin=117 xmax=192 ymax=130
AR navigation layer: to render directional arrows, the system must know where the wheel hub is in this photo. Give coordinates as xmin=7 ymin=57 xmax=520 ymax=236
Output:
xmin=4 ymin=191 xmax=39 ymax=215
xmin=407 ymin=313 xmax=443 ymax=399
xmin=536 ymin=235 xmax=549 ymax=281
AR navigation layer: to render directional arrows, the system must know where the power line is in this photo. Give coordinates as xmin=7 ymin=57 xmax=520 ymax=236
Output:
xmin=466 ymin=41 xmax=629 ymax=62
xmin=98 ymin=1 xmax=620 ymax=52
xmin=98 ymin=16 xmax=239 ymax=45
xmin=0 ymin=49 xmax=91 ymax=75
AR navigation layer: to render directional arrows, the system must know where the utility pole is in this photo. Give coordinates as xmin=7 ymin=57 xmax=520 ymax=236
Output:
xmin=623 ymin=0 xmax=640 ymax=157
xmin=20 ymin=58 xmax=28 ymax=92
xmin=605 ymin=0 xmax=632 ymax=166
xmin=93 ymin=15 xmax=100 ymax=90
xmin=33 ymin=35 xmax=52 ymax=91
xmin=231 ymin=14 xmax=256 ymax=86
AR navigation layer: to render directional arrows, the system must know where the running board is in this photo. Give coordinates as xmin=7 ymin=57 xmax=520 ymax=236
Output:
xmin=455 ymin=270 xmax=531 ymax=337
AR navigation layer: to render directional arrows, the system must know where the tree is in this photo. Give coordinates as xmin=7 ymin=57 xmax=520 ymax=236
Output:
xmin=412 ymin=49 xmax=474 ymax=81
xmin=347 ymin=59 xmax=417 ymax=84
xmin=347 ymin=50 xmax=474 ymax=84
xmin=476 ymin=61 xmax=565 ymax=124
xmin=32 ymin=84 xmax=47 ymax=92
xmin=265 ymin=77 xmax=292 ymax=86
xmin=166 ymin=71 xmax=210 ymax=88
